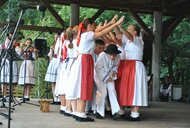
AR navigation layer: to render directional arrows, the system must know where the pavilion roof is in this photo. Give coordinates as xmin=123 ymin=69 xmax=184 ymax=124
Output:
xmin=24 ymin=0 xmax=190 ymax=16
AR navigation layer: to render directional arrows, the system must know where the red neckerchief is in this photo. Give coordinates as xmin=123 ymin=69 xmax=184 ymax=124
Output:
xmin=76 ymin=22 xmax=86 ymax=46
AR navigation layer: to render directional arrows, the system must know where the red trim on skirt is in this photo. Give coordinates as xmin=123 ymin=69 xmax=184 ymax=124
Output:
xmin=118 ymin=60 xmax=136 ymax=106
xmin=80 ymin=54 xmax=94 ymax=101
xmin=115 ymin=60 xmax=125 ymax=94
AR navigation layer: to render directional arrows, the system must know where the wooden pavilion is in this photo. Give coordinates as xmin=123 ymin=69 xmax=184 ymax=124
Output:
xmin=1 ymin=0 xmax=190 ymax=101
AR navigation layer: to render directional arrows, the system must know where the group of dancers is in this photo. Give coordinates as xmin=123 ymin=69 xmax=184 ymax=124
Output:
xmin=0 ymin=32 xmax=38 ymax=102
xmin=45 ymin=15 xmax=148 ymax=122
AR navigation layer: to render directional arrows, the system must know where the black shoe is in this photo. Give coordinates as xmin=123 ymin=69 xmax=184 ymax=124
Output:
xmin=2 ymin=98 xmax=7 ymax=102
xmin=86 ymin=110 xmax=94 ymax=115
xmin=64 ymin=112 xmax=72 ymax=117
xmin=25 ymin=98 xmax=30 ymax=101
xmin=72 ymin=115 xmax=77 ymax=119
xmin=54 ymin=102 xmax=60 ymax=105
xmin=60 ymin=110 xmax=65 ymax=114
xmin=112 ymin=113 xmax=121 ymax=120
xmin=105 ymin=110 xmax=112 ymax=116
xmin=125 ymin=116 xmax=140 ymax=121
xmin=21 ymin=98 xmax=26 ymax=103
xmin=51 ymin=101 xmax=56 ymax=105
xmin=77 ymin=117 xmax=95 ymax=122
xmin=75 ymin=116 xmax=79 ymax=121
xmin=120 ymin=114 xmax=126 ymax=119
xmin=95 ymin=112 xmax=103 ymax=119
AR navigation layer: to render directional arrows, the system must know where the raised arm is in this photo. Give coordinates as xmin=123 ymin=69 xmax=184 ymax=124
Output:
xmin=118 ymin=25 xmax=134 ymax=42
xmin=94 ymin=16 xmax=124 ymax=39
xmin=102 ymin=36 xmax=111 ymax=44
xmin=108 ymin=31 xmax=122 ymax=46
xmin=114 ymin=26 xmax=123 ymax=41
xmin=105 ymin=33 xmax=112 ymax=42
xmin=95 ymin=15 xmax=118 ymax=33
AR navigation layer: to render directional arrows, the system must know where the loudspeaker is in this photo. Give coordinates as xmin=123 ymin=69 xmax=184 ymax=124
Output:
xmin=35 ymin=39 xmax=48 ymax=58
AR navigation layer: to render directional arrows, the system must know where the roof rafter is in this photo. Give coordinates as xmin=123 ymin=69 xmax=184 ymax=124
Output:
xmin=24 ymin=0 xmax=190 ymax=16
xmin=162 ymin=16 xmax=184 ymax=42
xmin=0 ymin=23 xmax=62 ymax=33
xmin=40 ymin=0 xmax=66 ymax=28
xmin=91 ymin=8 xmax=105 ymax=21
xmin=128 ymin=9 xmax=154 ymax=40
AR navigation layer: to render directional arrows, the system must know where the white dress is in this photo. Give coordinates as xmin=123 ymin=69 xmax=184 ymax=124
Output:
xmin=117 ymin=35 xmax=148 ymax=106
xmin=0 ymin=39 xmax=18 ymax=84
xmin=55 ymin=39 xmax=77 ymax=96
xmin=18 ymin=51 xmax=36 ymax=85
xmin=66 ymin=31 xmax=95 ymax=100
xmin=45 ymin=36 xmax=61 ymax=83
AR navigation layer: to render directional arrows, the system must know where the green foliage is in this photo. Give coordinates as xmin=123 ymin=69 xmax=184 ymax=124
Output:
xmin=161 ymin=19 xmax=190 ymax=95
xmin=31 ymin=58 xmax=50 ymax=98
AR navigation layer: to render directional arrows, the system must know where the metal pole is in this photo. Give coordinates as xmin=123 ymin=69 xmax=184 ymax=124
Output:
xmin=7 ymin=9 xmax=25 ymax=128
xmin=0 ymin=23 xmax=10 ymax=40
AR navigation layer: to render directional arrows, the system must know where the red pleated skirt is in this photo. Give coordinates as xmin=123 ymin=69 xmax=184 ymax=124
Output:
xmin=80 ymin=54 xmax=94 ymax=101
xmin=117 ymin=60 xmax=136 ymax=106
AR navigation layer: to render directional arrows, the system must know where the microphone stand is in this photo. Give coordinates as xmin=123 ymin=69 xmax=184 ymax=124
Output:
xmin=0 ymin=23 xmax=10 ymax=41
xmin=0 ymin=20 xmax=11 ymax=122
xmin=0 ymin=9 xmax=25 ymax=128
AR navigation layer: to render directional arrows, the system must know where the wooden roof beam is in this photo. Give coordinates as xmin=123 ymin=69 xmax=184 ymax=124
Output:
xmin=91 ymin=8 xmax=105 ymax=21
xmin=40 ymin=0 xmax=66 ymax=28
xmin=25 ymin=0 xmax=161 ymax=14
xmin=162 ymin=16 xmax=184 ymax=42
xmin=47 ymin=0 xmax=161 ymax=12
xmin=0 ymin=23 xmax=62 ymax=33
xmin=127 ymin=9 xmax=154 ymax=40
xmin=170 ymin=0 xmax=189 ymax=6
xmin=19 ymin=25 xmax=62 ymax=33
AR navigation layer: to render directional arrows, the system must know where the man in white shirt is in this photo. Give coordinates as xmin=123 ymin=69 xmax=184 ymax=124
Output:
xmin=94 ymin=44 xmax=124 ymax=120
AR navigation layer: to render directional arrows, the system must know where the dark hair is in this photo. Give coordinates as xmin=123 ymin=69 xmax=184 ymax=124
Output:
xmin=82 ymin=18 xmax=94 ymax=29
xmin=26 ymin=38 xmax=32 ymax=42
xmin=95 ymin=39 xmax=105 ymax=45
xmin=133 ymin=24 xmax=140 ymax=36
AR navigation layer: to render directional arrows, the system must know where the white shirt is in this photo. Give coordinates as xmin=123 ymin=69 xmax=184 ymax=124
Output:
xmin=95 ymin=52 xmax=120 ymax=82
xmin=78 ymin=31 xmax=95 ymax=54
xmin=122 ymin=34 xmax=144 ymax=60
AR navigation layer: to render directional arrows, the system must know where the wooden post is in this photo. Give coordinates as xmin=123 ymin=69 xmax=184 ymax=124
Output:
xmin=152 ymin=12 xmax=162 ymax=101
xmin=70 ymin=3 xmax=79 ymax=26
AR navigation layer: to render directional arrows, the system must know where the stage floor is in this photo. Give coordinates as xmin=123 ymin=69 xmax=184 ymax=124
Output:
xmin=0 ymin=99 xmax=190 ymax=128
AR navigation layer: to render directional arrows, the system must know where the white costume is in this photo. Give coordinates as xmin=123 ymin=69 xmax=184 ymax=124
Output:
xmin=94 ymin=52 xmax=121 ymax=117
xmin=18 ymin=49 xmax=36 ymax=85
xmin=117 ymin=35 xmax=148 ymax=106
xmin=45 ymin=36 xmax=61 ymax=83
xmin=0 ymin=38 xmax=19 ymax=84
xmin=67 ymin=31 xmax=95 ymax=101
xmin=55 ymin=39 xmax=77 ymax=96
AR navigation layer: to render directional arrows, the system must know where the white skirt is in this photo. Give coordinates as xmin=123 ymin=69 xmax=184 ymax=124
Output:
xmin=18 ymin=60 xmax=36 ymax=85
xmin=1 ymin=58 xmax=9 ymax=83
xmin=133 ymin=62 xmax=148 ymax=106
xmin=7 ymin=61 xmax=19 ymax=83
xmin=55 ymin=58 xmax=75 ymax=96
xmin=66 ymin=55 xmax=82 ymax=99
xmin=45 ymin=58 xmax=59 ymax=83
